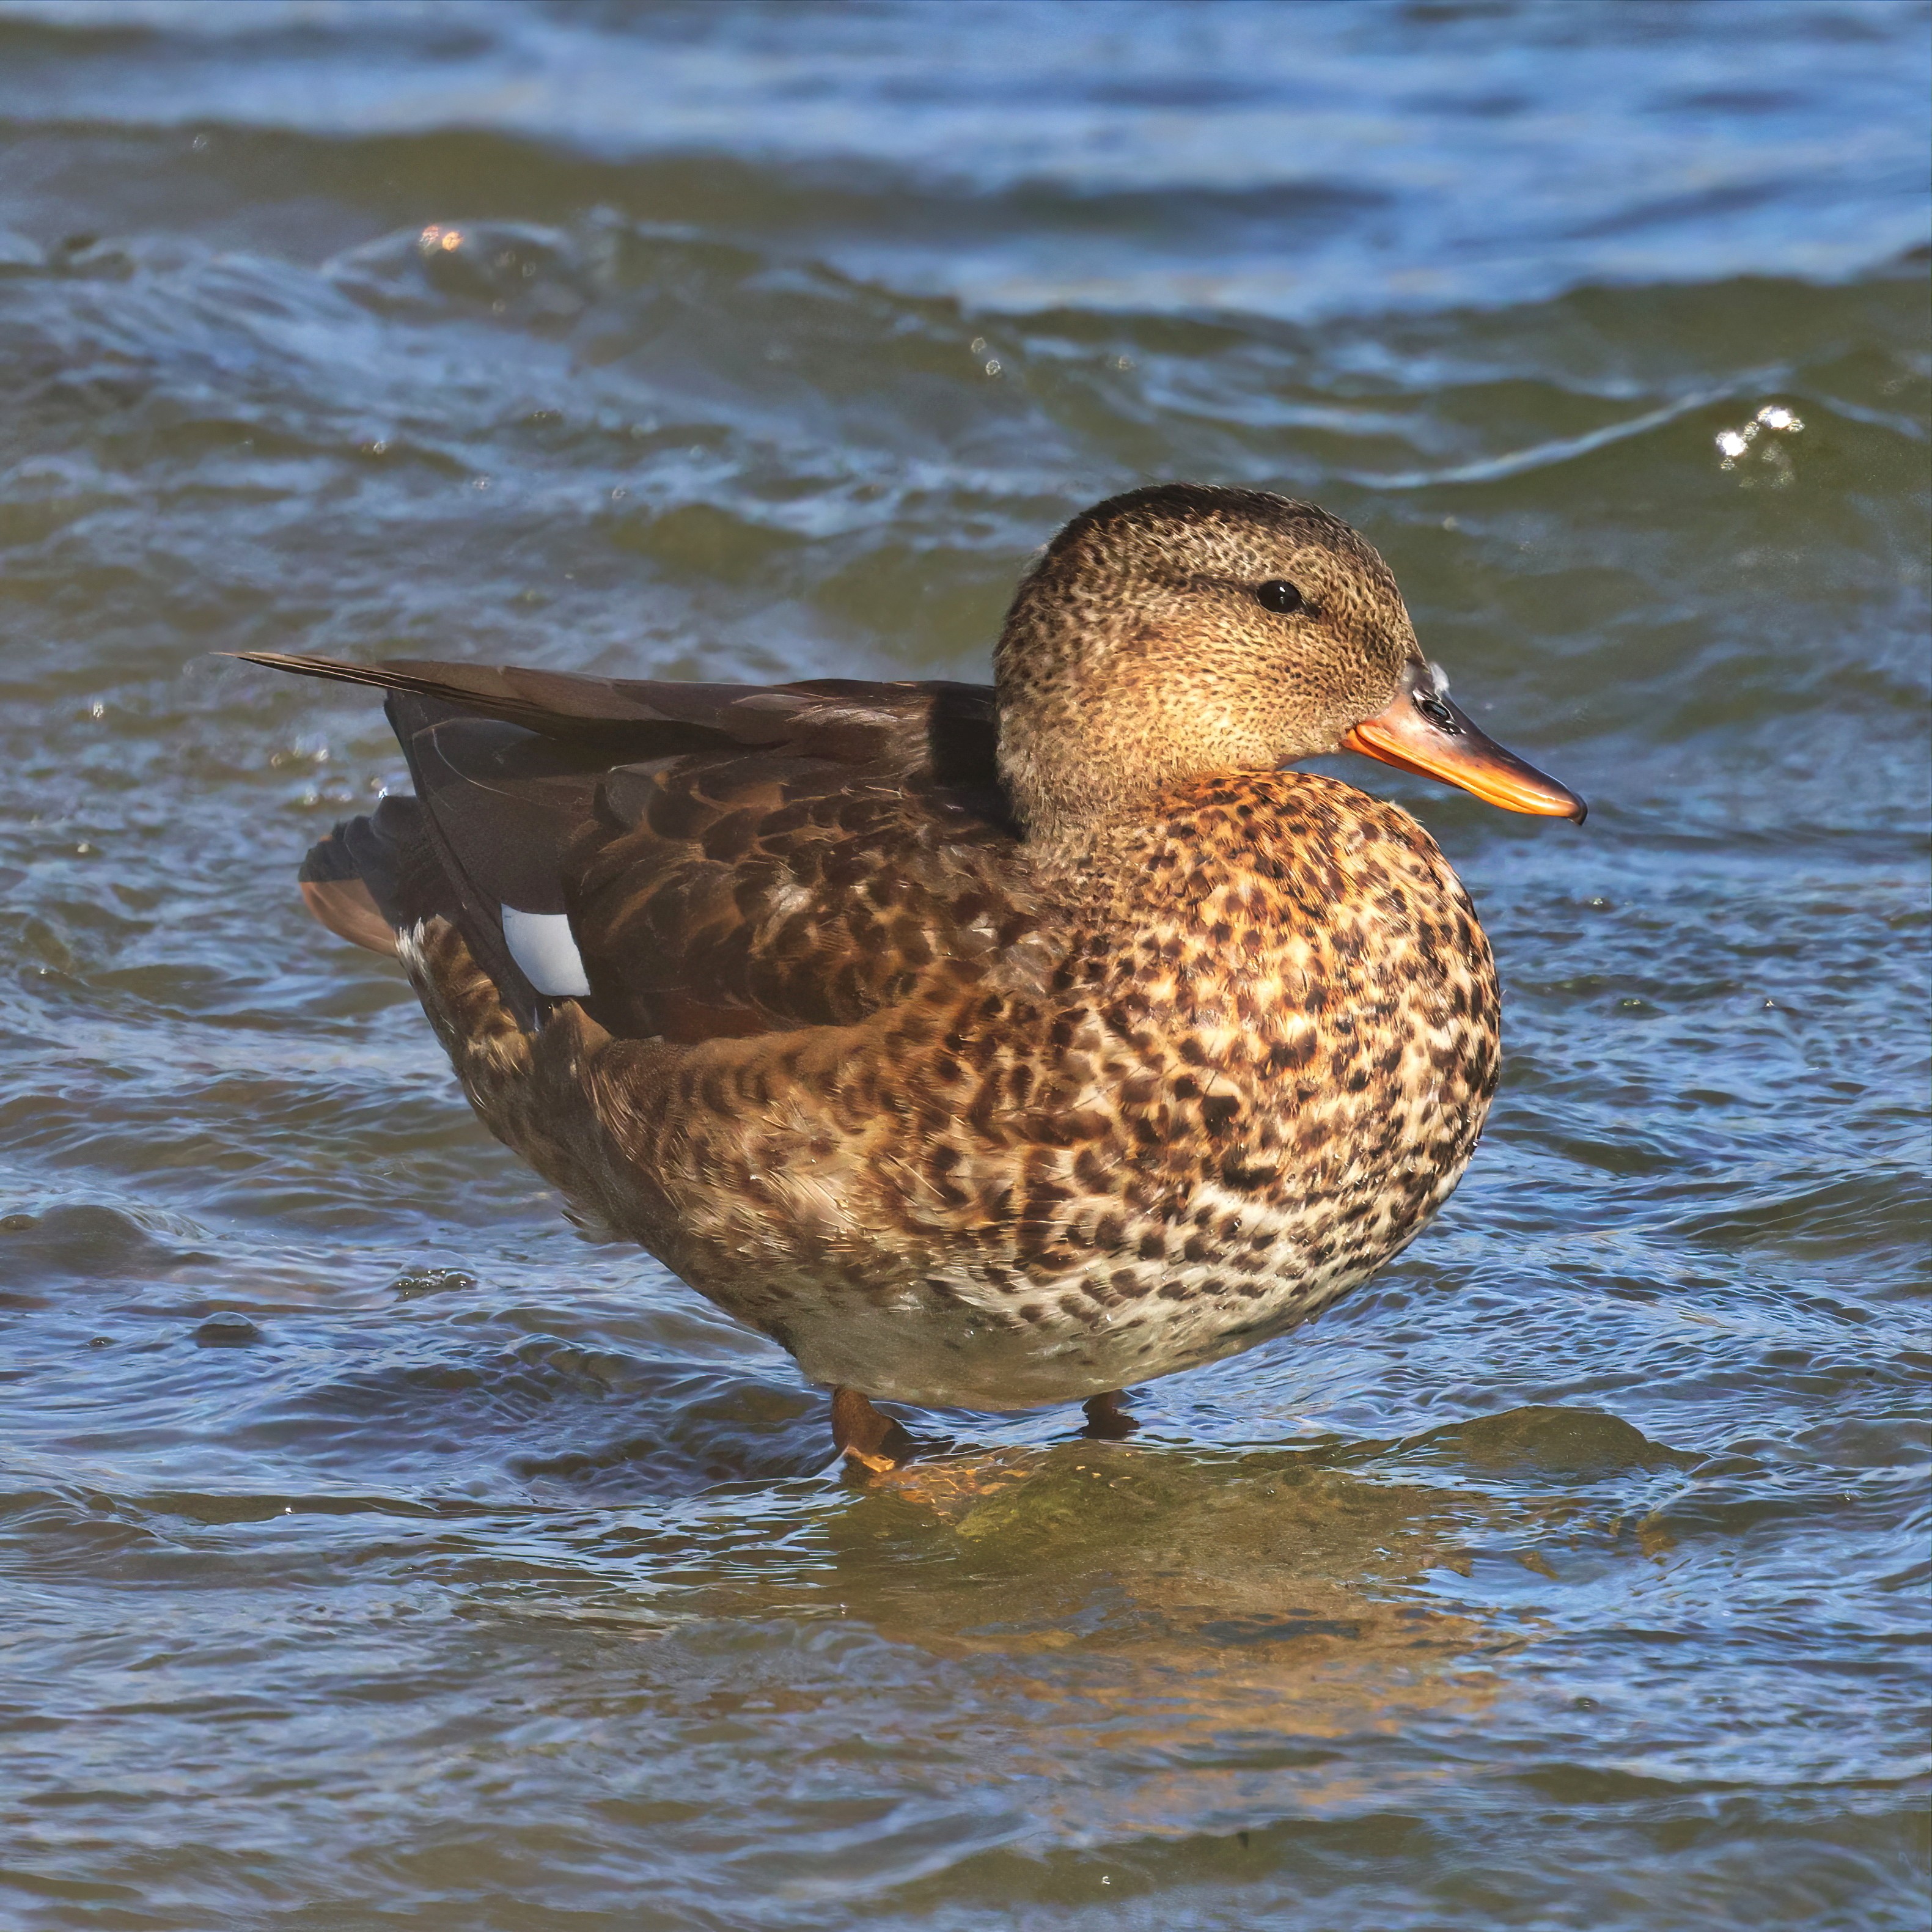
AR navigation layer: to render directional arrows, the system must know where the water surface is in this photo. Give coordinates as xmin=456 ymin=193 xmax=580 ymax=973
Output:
xmin=1 ymin=4 xmax=1928 ymax=1928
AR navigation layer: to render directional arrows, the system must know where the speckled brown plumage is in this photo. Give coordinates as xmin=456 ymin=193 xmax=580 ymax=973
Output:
xmin=245 ymin=482 xmax=1581 ymax=1430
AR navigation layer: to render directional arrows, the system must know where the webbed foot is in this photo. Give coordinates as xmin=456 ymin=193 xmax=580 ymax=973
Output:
xmin=831 ymin=1386 xmax=916 ymax=1474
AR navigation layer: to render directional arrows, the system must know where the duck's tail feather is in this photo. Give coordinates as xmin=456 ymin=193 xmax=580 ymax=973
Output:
xmin=286 ymin=700 xmax=612 ymax=1029
xmin=297 ymin=793 xmax=467 ymax=958
xmin=299 ymin=832 xmax=397 ymax=955
xmin=246 ymin=650 xmax=652 ymax=1027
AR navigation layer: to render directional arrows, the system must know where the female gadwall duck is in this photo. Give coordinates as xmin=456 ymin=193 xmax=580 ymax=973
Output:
xmin=244 ymin=485 xmax=1582 ymax=1471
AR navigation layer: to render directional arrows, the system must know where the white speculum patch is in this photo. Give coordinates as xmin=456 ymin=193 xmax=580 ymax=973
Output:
xmin=501 ymin=906 xmax=592 ymax=997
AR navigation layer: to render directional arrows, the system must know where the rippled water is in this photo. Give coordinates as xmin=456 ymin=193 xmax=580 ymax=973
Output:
xmin=2 ymin=4 xmax=1928 ymax=1927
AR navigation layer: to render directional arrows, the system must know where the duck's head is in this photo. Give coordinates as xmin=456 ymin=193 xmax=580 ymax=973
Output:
xmin=994 ymin=483 xmax=1584 ymax=845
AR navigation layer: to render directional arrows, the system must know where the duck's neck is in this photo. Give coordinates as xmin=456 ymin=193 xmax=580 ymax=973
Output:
xmin=997 ymin=714 xmax=1199 ymax=855
xmin=996 ymin=663 xmax=1273 ymax=856
xmin=1015 ymin=770 xmax=1291 ymax=913
xmin=993 ymin=606 xmax=1325 ymax=855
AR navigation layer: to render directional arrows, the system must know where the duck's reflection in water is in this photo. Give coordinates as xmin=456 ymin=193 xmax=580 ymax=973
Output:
xmin=457 ymin=1404 xmax=1683 ymax=1857
xmin=813 ymin=1439 xmax=1512 ymax=1776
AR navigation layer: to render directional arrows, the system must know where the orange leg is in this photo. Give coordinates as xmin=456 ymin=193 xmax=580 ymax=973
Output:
xmin=1081 ymin=1390 xmax=1137 ymax=1439
xmin=831 ymin=1387 xmax=915 ymax=1474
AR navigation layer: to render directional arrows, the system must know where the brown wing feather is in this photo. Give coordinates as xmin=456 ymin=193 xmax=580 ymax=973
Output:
xmin=234 ymin=650 xmax=975 ymax=755
xmin=244 ymin=651 xmax=1030 ymax=1044
xmin=567 ymin=746 xmax=1033 ymax=1040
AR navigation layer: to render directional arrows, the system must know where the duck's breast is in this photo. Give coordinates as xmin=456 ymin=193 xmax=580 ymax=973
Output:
xmin=1071 ymin=769 xmax=1502 ymax=1309
xmin=966 ymin=769 xmax=1495 ymax=1398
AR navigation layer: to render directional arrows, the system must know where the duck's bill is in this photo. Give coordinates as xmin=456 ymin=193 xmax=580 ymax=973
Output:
xmin=1342 ymin=677 xmax=1586 ymax=823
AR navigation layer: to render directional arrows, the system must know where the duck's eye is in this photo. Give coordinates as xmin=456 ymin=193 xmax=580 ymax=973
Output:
xmin=1254 ymin=579 xmax=1304 ymax=615
xmin=1414 ymin=690 xmax=1460 ymax=733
